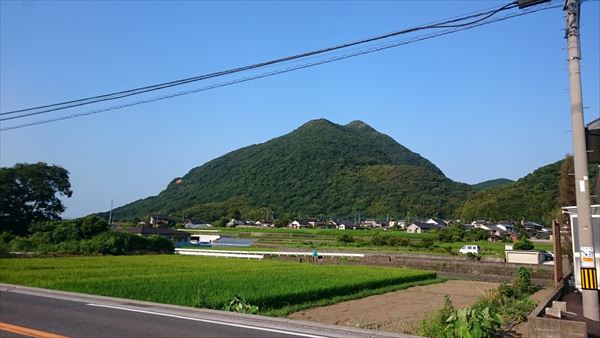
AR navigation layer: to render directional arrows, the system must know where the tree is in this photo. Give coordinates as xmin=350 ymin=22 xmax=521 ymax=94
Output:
xmin=0 ymin=162 xmax=72 ymax=235
xmin=513 ymin=238 xmax=534 ymax=250
xmin=558 ymin=155 xmax=576 ymax=207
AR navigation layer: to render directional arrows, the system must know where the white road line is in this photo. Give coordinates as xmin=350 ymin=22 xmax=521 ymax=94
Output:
xmin=86 ymin=303 xmax=329 ymax=338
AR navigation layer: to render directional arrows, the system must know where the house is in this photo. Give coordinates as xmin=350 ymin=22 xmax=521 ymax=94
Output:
xmin=307 ymin=218 xmax=324 ymax=227
xmin=337 ymin=221 xmax=363 ymax=230
xmin=426 ymin=218 xmax=448 ymax=227
xmin=389 ymin=220 xmax=406 ymax=229
xmin=362 ymin=219 xmax=388 ymax=228
xmin=522 ymin=221 xmax=543 ymax=231
xmin=494 ymin=221 xmax=514 ymax=233
xmin=255 ymin=220 xmax=274 ymax=227
xmin=184 ymin=219 xmax=212 ymax=228
xmin=128 ymin=227 xmax=189 ymax=244
xmin=288 ymin=220 xmax=310 ymax=229
xmin=227 ymin=219 xmax=246 ymax=227
xmin=471 ymin=220 xmax=490 ymax=228
xmin=406 ymin=221 xmax=441 ymax=233
xmin=484 ymin=225 xmax=510 ymax=241
xmin=149 ymin=215 xmax=171 ymax=227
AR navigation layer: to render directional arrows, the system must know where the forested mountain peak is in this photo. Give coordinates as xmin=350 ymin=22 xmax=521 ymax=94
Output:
xmin=108 ymin=119 xmax=472 ymax=221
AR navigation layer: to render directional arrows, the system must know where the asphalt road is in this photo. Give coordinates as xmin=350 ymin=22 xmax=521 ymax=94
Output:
xmin=0 ymin=285 xmax=415 ymax=338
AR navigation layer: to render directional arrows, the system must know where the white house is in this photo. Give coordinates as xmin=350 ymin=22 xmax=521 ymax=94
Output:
xmin=288 ymin=220 xmax=310 ymax=229
xmin=184 ymin=219 xmax=212 ymax=228
xmin=494 ymin=221 xmax=514 ymax=233
xmin=337 ymin=221 xmax=361 ymax=230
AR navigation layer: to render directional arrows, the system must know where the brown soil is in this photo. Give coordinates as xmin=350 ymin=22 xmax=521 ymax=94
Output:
xmin=288 ymin=280 xmax=499 ymax=334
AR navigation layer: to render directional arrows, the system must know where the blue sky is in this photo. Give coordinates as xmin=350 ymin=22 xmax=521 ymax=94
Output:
xmin=1 ymin=0 xmax=599 ymax=218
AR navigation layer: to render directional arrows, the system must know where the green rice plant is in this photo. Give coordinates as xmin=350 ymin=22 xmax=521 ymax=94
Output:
xmin=0 ymin=255 xmax=437 ymax=315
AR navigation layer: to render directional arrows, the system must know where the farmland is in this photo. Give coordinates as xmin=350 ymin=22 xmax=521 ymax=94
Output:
xmin=0 ymin=255 xmax=438 ymax=316
xmin=186 ymin=228 xmax=553 ymax=257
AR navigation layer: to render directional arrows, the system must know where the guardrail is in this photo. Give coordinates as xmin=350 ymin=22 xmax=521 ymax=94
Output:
xmin=174 ymin=248 xmax=364 ymax=258
xmin=175 ymin=249 xmax=264 ymax=259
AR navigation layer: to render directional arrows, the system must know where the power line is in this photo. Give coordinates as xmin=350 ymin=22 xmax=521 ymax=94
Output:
xmin=0 ymin=1 xmax=519 ymax=121
xmin=0 ymin=2 xmax=561 ymax=132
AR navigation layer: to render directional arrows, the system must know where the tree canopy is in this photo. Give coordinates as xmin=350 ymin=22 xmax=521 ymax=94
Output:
xmin=0 ymin=162 xmax=72 ymax=235
xmin=109 ymin=119 xmax=473 ymax=221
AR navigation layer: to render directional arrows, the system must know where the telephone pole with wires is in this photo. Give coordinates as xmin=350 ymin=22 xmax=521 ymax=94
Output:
xmin=564 ymin=0 xmax=599 ymax=321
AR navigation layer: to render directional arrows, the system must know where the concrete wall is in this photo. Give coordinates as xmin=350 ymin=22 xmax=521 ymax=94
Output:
xmin=274 ymin=252 xmax=553 ymax=282
xmin=527 ymin=286 xmax=588 ymax=338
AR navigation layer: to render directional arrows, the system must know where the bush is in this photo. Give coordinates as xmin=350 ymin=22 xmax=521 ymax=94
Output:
xmin=421 ymin=268 xmax=537 ymax=337
xmin=0 ymin=231 xmax=14 ymax=244
xmin=338 ymin=234 xmax=354 ymax=244
xmin=9 ymin=237 xmax=36 ymax=252
xmin=443 ymin=306 xmax=502 ymax=338
xmin=418 ymin=295 xmax=455 ymax=338
xmin=513 ymin=267 xmax=532 ymax=295
xmin=513 ymin=238 xmax=534 ymax=250
xmin=0 ymin=241 xmax=10 ymax=257
xmin=146 ymin=235 xmax=175 ymax=253
xmin=223 ymin=295 xmax=259 ymax=314
xmin=466 ymin=252 xmax=480 ymax=261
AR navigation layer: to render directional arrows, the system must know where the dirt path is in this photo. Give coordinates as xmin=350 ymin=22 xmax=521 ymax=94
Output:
xmin=288 ymin=280 xmax=498 ymax=334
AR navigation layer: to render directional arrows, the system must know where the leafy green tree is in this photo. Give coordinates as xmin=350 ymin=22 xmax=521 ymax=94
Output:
xmin=513 ymin=238 xmax=534 ymax=250
xmin=0 ymin=163 xmax=72 ymax=235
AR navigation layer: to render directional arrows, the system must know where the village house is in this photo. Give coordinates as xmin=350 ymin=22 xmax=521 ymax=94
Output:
xmin=426 ymin=218 xmax=448 ymax=227
xmin=288 ymin=220 xmax=311 ymax=229
xmin=184 ymin=219 xmax=212 ymax=228
xmin=149 ymin=214 xmax=171 ymax=227
xmin=494 ymin=221 xmax=514 ymax=233
xmin=227 ymin=219 xmax=246 ymax=227
xmin=389 ymin=220 xmax=406 ymax=229
xmin=406 ymin=220 xmax=441 ymax=233
xmin=255 ymin=220 xmax=274 ymax=227
xmin=337 ymin=221 xmax=364 ymax=230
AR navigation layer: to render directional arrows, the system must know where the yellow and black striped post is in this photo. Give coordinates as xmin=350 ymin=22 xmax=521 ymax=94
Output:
xmin=580 ymin=268 xmax=598 ymax=290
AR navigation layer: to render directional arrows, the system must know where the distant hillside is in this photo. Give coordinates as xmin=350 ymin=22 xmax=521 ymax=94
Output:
xmin=108 ymin=119 xmax=474 ymax=221
xmin=473 ymin=178 xmax=514 ymax=191
xmin=458 ymin=160 xmax=598 ymax=224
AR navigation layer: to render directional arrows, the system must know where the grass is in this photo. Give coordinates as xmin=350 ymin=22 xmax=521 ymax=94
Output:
xmin=0 ymin=255 xmax=438 ymax=316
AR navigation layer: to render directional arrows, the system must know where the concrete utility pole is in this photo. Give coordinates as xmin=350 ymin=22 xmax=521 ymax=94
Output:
xmin=564 ymin=0 xmax=599 ymax=321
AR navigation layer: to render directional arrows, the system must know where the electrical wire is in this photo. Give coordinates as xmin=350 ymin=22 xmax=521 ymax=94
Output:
xmin=0 ymin=1 xmax=519 ymax=120
xmin=0 ymin=2 xmax=561 ymax=132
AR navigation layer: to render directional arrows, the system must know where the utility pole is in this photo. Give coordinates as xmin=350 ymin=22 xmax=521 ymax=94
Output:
xmin=108 ymin=199 xmax=114 ymax=225
xmin=564 ymin=0 xmax=599 ymax=321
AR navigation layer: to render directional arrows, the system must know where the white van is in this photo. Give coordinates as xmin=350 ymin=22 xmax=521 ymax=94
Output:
xmin=459 ymin=245 xmax=480 ymax=255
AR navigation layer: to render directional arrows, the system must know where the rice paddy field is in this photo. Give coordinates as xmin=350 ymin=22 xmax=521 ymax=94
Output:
xmin=0 ymin=255 xmax=438 ymax=315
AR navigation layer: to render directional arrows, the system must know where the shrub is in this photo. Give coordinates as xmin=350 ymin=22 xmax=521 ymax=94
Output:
xmin=223 ymin=295 xmax=259 ymax=314
xmin=513 ymin=238 xmax=534 ymax=250
xmin=0 ymin=242 xmax=10 ymax=257
xmin=0 ymin=231 xmax=14 ymax=244
xmin=443 ymin=306 xmax=502 ymax=338
xmin=338 ymin=234 xmax=354 ymax=243
xmin=513 ymin=267 xmax=532 ymax=295
xmin=418 ymin=295 xmax=455 ymax=338
xmin=9 ymin=237 xmax=36 ymax=252
xmin=466 ymin=252 xmax=480 ymax=261
xmin=145 ymin=235 xmax=175 ymax=253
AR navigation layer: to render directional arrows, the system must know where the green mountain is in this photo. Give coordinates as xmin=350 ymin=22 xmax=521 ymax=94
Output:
xmin=109 ymin=119 xmax=474 ymax=221
xmin=458 ymin=160 xmax=585 ymax=224
xmin=472 ymin=178 xmax=514 ymax=191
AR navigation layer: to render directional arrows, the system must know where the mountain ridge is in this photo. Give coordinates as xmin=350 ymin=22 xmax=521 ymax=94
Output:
xmin=109 ymin=119 xmax=470 ymax=221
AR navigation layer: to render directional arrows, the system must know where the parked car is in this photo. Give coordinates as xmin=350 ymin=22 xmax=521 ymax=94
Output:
xmin=459 ymin=245 xmax=480 ymax=255
xmin=544 ymin=250 xmax=554 ymax=261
